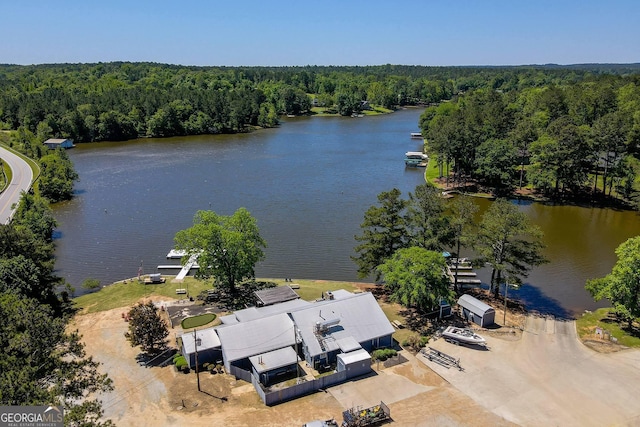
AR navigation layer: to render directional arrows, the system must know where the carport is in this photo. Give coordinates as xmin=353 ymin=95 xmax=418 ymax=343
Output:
xmin=457 ymin=294 xmax=495 ymax=327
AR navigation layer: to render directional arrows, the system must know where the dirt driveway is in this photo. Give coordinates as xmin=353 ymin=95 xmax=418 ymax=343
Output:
xmin=71 ymin=300 xmax=514 ymax=427
xmin=422 ymin=316 xmax=640 ymax=426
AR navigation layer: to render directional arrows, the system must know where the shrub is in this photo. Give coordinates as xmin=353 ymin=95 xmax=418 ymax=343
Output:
xmin=402 ymin=335 xmax=429 ymax=351
xmin=372 ymin=348 xmax=397 ymax=361
xmin=82 ymin=278 xmax=101 ymax=292
xmin=174 ymin=355 xmax=188 ymax=371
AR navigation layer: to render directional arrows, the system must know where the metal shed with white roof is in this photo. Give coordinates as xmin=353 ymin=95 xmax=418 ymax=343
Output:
xmin=337 ymin=348 xmax=371 ymax=377
xmin=457 ymin=294 xmax=495 ymax=327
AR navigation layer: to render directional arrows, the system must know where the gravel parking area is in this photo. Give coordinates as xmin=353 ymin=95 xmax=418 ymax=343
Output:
xmin=71 ymin=303 xmax=515 ymax=427
xmin=72 ymin=295 xmax=640 ymax=427
xmin=422 ymin=315 xmax=640 ymax=426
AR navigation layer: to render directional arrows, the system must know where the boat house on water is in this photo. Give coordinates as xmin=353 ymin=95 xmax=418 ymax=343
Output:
xmin=43 ymin=138 xmax=74 ymax=149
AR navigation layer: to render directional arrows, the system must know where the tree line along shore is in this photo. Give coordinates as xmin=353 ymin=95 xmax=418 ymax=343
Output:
xmin=1 ymin=62 xmax=640 ymax=425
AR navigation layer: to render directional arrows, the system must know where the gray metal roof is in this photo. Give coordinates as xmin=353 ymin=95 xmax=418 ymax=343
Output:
xmin=249 ymin=346 xmax=299 ymax=374
xmin=336 ymin=336 xmax=362 ymax=353
xmin=324 ymin=289 xmax=354 ymax=300
xmin=219 ymin=314 xmax=239 ymax=325
xmin=458 ymin=294 xmax=495 ymax=315
xmin=254 ymin=285 xmax=300 ymax=306
xmin=216 ymin=313 xmax=295 ymax=363
xmin=290 ymin=292 xmax=394 ymax=358
xmin=233 ymin=299 xmax=310 ymax=323
xmin=180 ymin=327 xmax=221 ymax=355
xmin=337 ymin=348 xmax=371 ymax=365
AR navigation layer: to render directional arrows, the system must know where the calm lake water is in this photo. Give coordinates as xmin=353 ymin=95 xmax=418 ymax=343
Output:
xmin=52 ymin=108 xmax=640 ymax=317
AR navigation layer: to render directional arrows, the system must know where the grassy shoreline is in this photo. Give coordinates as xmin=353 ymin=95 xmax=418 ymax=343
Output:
xmin=73 ymin=274 xmax=640 ymax=351
xmin=576 ymin=308 xmax=640 ymax=348
xmin=73 ymin=276 xmax=367 ymax=314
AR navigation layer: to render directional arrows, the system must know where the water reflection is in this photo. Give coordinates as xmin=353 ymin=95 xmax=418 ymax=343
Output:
xmin=51 ymin=108 xmax=640 ymax=317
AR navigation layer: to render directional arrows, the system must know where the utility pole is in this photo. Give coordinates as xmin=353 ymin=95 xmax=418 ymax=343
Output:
xmin=194 ymin=328 xmax=201 ymax=391
xmin=503 ymin=282 xmax=519 ymax=325
xmin=503 ymin=283 xmax=509 ymax=326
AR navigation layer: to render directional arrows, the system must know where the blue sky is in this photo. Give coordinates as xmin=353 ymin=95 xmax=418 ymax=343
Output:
xmin=2 ymin=0 xmax=638 ymax=66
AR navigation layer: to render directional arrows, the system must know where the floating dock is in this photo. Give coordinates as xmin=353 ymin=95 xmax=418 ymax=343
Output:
xmin=159 ymin=249 xmax=199 ymax=280
xmin=166 ymin=249 xmax=186 ymax=259
xmin=447 ymin=263 xmax=482 ymax=287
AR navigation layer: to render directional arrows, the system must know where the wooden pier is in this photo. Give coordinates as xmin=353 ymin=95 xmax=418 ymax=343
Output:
xmin=447 ymin=262 xmax=482 ymax=287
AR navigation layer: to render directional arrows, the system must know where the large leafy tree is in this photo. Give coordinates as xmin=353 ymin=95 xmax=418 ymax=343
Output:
xmin=586 ymin=236 xmax=640 ymax=327
xmin=0 ymin=292 xmax=114 ymax=426
xmin=473 ymin=199 xmax=547 ymax=298
xmin=591 ymin=112 xmax=631 ymax=196
xmin=0 ymin=224 xmax=61 ymax=308
xmin=174 ymin=208 xmax=266 ymax=294
xmin=13 ymin=191 xmax=57 ymax=243
xmin=473 ymin=138 xmax=519 ymax=190
xmin=124 ymin=301 xmax=169 ymax=354
xmin=528 ymin=117 xmax=593 ymax=194
xmin=377 ymin=247 xmax=453 ymax=311
xmin=352 ymin=189 xmax=407 ymax=280
xmin=39 ymin=148 xmax=79 ymax=202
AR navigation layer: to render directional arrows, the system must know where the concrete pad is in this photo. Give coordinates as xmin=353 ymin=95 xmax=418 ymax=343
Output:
xmin=418 ymin=316 xmax=640 ymax=426
xmin=328 ymin=370 xmax=433 ymax=409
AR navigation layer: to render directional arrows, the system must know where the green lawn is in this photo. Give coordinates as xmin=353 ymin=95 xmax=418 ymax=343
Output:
xmin=576 ymin=308 xmax=640 ymax=348
xmin=424 ymin=157 xmax=439 ymax=184
xmin=74 ymin=276 xmax=362 ymax=314
xmin=181 ymin=313 xmax=217 ymax=329
xmin=73 ymin=276 xmax=210 ymax=314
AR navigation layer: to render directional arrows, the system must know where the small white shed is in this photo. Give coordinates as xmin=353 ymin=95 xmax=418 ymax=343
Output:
xmin=336 ymin=348 xmax=371 ymax=378
xmin=457 ymin=294 xmax=495 ymax=327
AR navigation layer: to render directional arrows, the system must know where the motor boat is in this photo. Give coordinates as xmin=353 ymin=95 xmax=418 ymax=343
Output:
xmin=442 ymin=326 xmax=486 ymax=346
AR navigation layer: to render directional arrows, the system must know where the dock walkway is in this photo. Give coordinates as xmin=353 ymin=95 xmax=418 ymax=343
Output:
xmin=446 ymin=263 xmax=481 ymax=287
xmin=159 ymin=250 xmax=200 ymax=281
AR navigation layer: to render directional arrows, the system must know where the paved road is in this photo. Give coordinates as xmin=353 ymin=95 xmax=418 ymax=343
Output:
xmin=421 ymin=316 xmax=640 ymax=426
xmin=0 ymin=145 xmax=33 ymax=224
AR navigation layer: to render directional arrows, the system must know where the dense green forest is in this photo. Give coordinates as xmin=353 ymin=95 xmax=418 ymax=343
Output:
xmin=420 ymin=72 xmax=640 ymax=206
xmin=1 ymin=62 xmax=639 ymax=144
xmin=0 ymin=192 xmax=113 ymax=425
xmin=1 ymin=62 xmax=639 ymax=424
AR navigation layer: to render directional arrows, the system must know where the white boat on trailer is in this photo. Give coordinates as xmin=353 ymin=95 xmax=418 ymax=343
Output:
xmin=442 ymin=326 xmax=486 ymax=346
